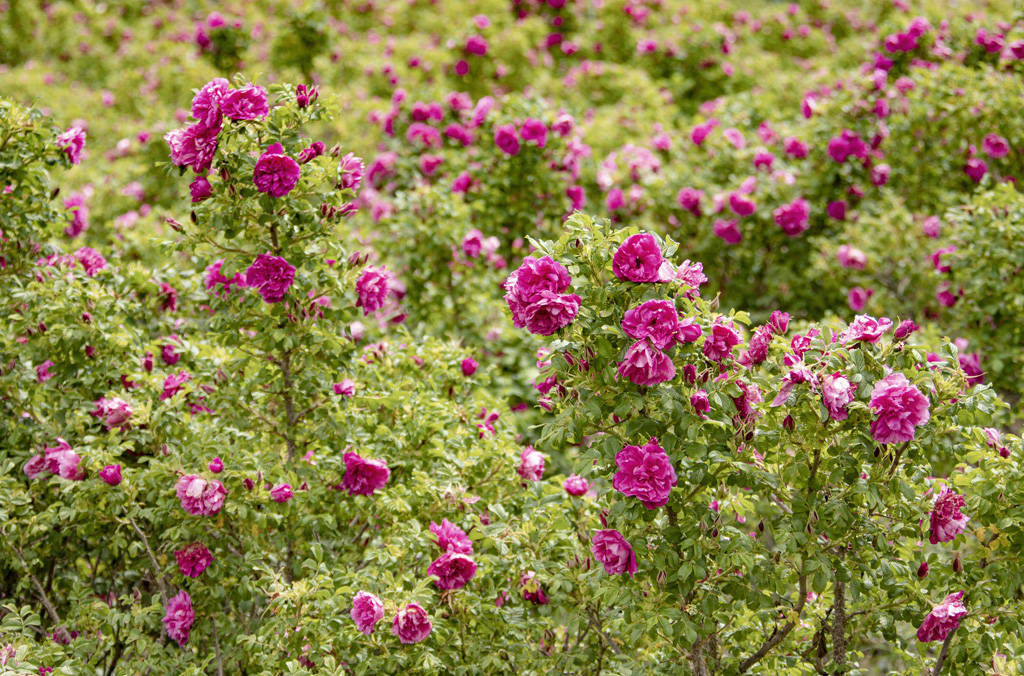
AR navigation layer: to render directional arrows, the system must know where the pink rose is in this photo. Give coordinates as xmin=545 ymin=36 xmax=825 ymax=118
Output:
xmin=57 ymin=127 xmax=87 ymax=165
xmin=341 ymin=451 xmax=390 ymax=496
xmin=351 ymin=591 xmax=385 ymax=635
xmin=494 ymin=124 xmax=520 ymax=155
xmin=427 ymin=552 xmax=477 ymax=590
xmin=916 ymin=591 xmax=967 ymax=643
xmin=245 ymin=253 xmax=295 ymax=303
xmin=163 ymin=590 xmax=195 ymax=647
xmin=621 ymin=299 xmax=680 ymax=350
xmin=869 ymin=372 xmax=930 ymax=444
xmin=253 ymin=143 xmax=300 ymax=197
xmin=613 ymin=233 xmax=664 ymax=282
xmin=430 ymin=518 xmax=473 ymax=554
xmin=617 ymin=339 xmax=675 ymax=387
xmin=191 ymin=78 xmax=229 ymax=127
xmin=99 ymin=464 xmax=122 ymax=486
xmin=518 ymin=446 xmax=545 ymax=481
xmin=591 ymin=529 xmax=637 ymax=576
xmin=821 ymin=373 xmax=857 ymax=421
xmin=842 ymin=314 xmax=893 ymax=344
xmin=175 ymin=474 xmax=227 ymax=516
xmin=392 ymin=603 xmax=432 ymax=644
xmin=91 ymin=397 xmax=132 ymax=430
xmin=175 ymin=543 xmax=213 ymax=578
xmin=221 ymin=84 xmax=269 ymax=120
xmin=773 ymin=198 xmax=810 ymax=236
xmin=563 ymin=474 xmax=590 ymax=496
xmin=702 ymin=321 xmax=741 ymax=362
xmin=612 ymin=437 xmax=677 ymax=509
xmin=523 ymin=291 xmax=580 ymax=336
xmin=929 ymin=487 xmax=969 ymax=544
xmin=270 ymin=483 xmax=293 ymax=503
xmin=355 ymin=266 xmax=395 ymax=315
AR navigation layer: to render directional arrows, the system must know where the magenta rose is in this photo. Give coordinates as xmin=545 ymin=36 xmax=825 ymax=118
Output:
xmin=99 ymin=464 xmax=122 ymax=486
xmin=392 ymin=603 xmax=432 ymax=644
xmin=523 ymin=291 xmax=581 ymax=336
xmin=351 ymin=591 xmax=385 ymax=635
xmin=518 ymin=446 xmax=545 ymax=481
xmin=591 ymin=529 xmax=637 ymax=577
xmin=175 ymin=474 xmax=227 ymax=516
xmin=842 ymin=314 xmax=894 ymax=344
xmin=341 ymin=451 xmax=390 ymax=496
xmin=160 ymin=371 xmax=191 ymax=400
xmin=270 ymin=483 xmax=293 ymax=503
xmin=57 ymin=127 xmax=86 ymax=165
xmin=929 ymin=487 xmax=969 ymax=544
xmin=773 ymin=198 xmax=810 ymax=237
xmin=821 ymin=373 xmax=857 ymax=421
xmin=253 ymin=143 xmax=300 ymax=197
xmin=163 ymin=590 xmax=195 ymax=648
xmin=221 ymin=84 xmax=269 ymax=120
xmin=916 ymin=591 xmax=967 ymax=643
xmin=621 ymin=299 xmax=680 ymax=350
xmin=612 ymin=437 xmax=677 ymax=509
xmin=617 ymin=339 xmax=675 ymax=387
xmin=90 ymin=397 xmax=132 ymax=430
xmin=175 ymin=543 xmax=213 ymax=578
xmin=494 ymin=124 xmax=520 ymax=155
xmin=166 ymin=122 xmax=220 ymax=173
xmin=430 ymin=518 xmax=473 ymax=554
xmin=702 ymin=321 xmax=741 ymax=363
xmin=503 ymin=256 xmax=572 ymax=327
xmin=245 ymin=253 xmax=295 ymax=303
xmin=563 ymin=474 xmax=590 ymax=496
xmin=427 ymin=552 xmax=477 ymax=590
xmin=44 ymin=438 xmax=83 ymax=481
xmin=355 ymin=266 xmax=394 ymax=315
xmin=869 ymin=372 xmax=930 ymax=444
xmin=613 ymin=232 xmax=664 ymax=282
xmin=191 ymin=78 xmax=229 ymax=127
xmin=520 ymin=570 xmax=549 ymax=605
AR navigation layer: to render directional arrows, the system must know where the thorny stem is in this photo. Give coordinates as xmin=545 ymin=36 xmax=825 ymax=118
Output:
xmin=8 ymin=541 xmax=71 ymax=644
xmin=931 ymin=630 xmax=955 ymax=676
xmin=737 ymin=574 xmax=808 ymax=674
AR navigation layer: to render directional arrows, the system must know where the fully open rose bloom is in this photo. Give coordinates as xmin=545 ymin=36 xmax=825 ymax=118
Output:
xmin=355 ymin=266 xmax=395 ymax=315
xmin=253 ymin=143 xmax=300 ymax=197
xmin=929 ymin=487 xmax=970 ymax=544
xmin=916 ymin=591 xmax=967 ymax=643
xmin=341 ymin=451 xmax=390 ymax=496
xmin=517 ymin=446 xmax=545 ymax=481
xmin=220 ymin=84 xmax=269 ymax=120
xmin=613 ymin=232 xmax=664 ymax=282
xmin=430 ymin=518 xmax=473 ymax=554
xmin=591 ymin=530 xmax=637 ymax=577
xmin=191 ymin=78 xmax=229 ymax=126
xmin=163 ymin=590 xmax=195 ymax=647
xmin=175 ymin=474 xmax=227 ymax=516
xmin=702 ymin=321 xmax=741 ymax=362
xmin=621 ymin=299 xmax=680 ymax=349
xmin=612 ymin=438 xmax=677 ymax=508
xmin=99 ymin=464 xmax=122 ymax=486
xmin=842 ymin=314 xmax=893 ymax=344
xmin=57 ymin=126 xmax=87 ymax=164
xmin=175 ymin=543 xmax=213 ymax=578
xmin=869 ymin=372 xmax=930 ymax=443
xmin=351 ymin=591 xmax=385 ymax=635
xmin=427 ymin=552 xmax=477 ymax=590
xmin=504 ymin=256 xmax=580 ymax=335
xmin=821 ymin=373 xmax=857 ymax=421
xmin=245 ymin=253 xmax=295 ymax=303
xmin=523 ymin=291 xmax=581 ymax=336
xmin=90 ymin=397 xmax=132 ymax=430
xmin=393 ymin=603 xmax=432 ymax=644
xmin=563 ymin=474 xmax=590 ymax=496
xmin=617 ymin=339 xmax=675 ymax=386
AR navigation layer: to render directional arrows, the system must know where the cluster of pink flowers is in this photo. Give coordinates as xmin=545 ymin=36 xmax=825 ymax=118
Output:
xmin=175 ymin=474 xmax=227 ymax=516
xmin=56 ymin=126 xmax=86 ymax=165
xmin=426 ymin=518 xmax=477 ymax=590
xmin=23 ymin=438 xmax=84 ymax=481
xmin=166 ymin=78 xmax=268 ymax=179
xmin=493 ymin=118 xmax=547 ymax=156
xmin=503 ymin=256 xmax=581 ymax=336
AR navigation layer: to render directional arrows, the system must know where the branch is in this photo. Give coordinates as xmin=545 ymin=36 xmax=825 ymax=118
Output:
xmin=126 ymin=517 xmax=169 ymax=608
xmin=211 ymin=616 xmax=225 ymax=676
xmin=737 ymin=574 xmax=808 ymax=673
xmin=931 ymin=630 xmax=955 ymax=676
xmin=831 ymin=578 xmax=847 ymax=669
xmin=9 ymin=543 xmax=70 ymax=643
xmin=587 ymin=608 xmax=622 ymax=655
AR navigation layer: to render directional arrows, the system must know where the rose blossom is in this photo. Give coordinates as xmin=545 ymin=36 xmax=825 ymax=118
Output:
xmin=613 ymin=233 xmax=664 ymax=282
xmin=333 ymin=379 xmax=356 ymax=396
xmin=523 ymin=291 xmax=581 ymax=336
xmin=341 ymin=451 xmax=390 ymax=496
xmin=916 ymin=591 xmax=967 ymax=643
xmin=162 ymin=590 xmax=195 ymax=648
xmin=392 ymin=603 xmax=432 ymax=643
xmin=563 ymin=474 xmax=590 ymax=496
xmin=621 ymin=299 xmax=680 ymax=350
xmin=427 ymin=552 xmax=477 ymax=590
xmin=253 ymin=143 xmax=300 ymax=197
xmin=351 ymin=591 xmax=385 ymax=635
xmin=929 ymin=487 xmax=969 ymax=544
xmin=166 ymin=122 xmax=220 ymax=173
xmin=44 ymin=438 xmax=83 ymax=480
xmin=494 ymin=124 xmax=520 ymax=155
xmin=612 ymin=437 xmax=677 ymax=509
xmin=99 ymin=464 xmax=122 ymax=486
xmin=592 ymin=529 xmax=637 ymax=577
xmin=270 ymin=483 xmax=293 ymax=503
xmin=702 ymin=321 xmax=741 ymax=362
xmin=220 ymin=84 xmax=269 ymax=120
xmin=175 ymin=474 xmax=227 ymax=516
xmin=430 ymin=518 xmax=473 ymax=554
xmin=245 ymin=253 xmax=295 ymax=303
xmin=821 ymin=373 xmax=857 ymax=421
xmin=191 ymin=78 xmax=229 ymax=126
xmin=773 ymin=198 xmax=810 ymax=237
xmin=175 ymin=543 xmax=213 ymax=578
xmin=869 ymin=372 xmax=930 ymax=444
xmin=91 ymin=397 xmax=133 ymax=430
xmin=57 ymin=127 xmax=87 ymax=164
xmin=617 ymin=339 xmax=675 ymax=387
xmin=355 ymin=266 xmax=395 ymax=315
xmin=520 ymin=570 xmax=549 ymax=605
xmin=518 ymin=446 xmax=545 ymax=481
xmin=842 ymin=314 xmax=893 ymax=344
